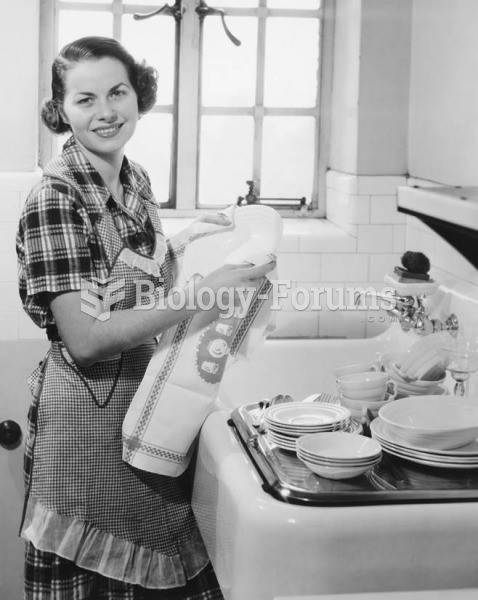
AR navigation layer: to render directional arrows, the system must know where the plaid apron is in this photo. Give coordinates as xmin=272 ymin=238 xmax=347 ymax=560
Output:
xmin=20 ymin=159 xmax=217 ymax=596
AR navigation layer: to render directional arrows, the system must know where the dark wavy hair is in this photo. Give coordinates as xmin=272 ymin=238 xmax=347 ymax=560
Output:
xmin=41 ymin=36 xmax=158 ymax=134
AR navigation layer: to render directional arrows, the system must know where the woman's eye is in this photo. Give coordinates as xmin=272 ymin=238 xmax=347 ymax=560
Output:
xmin=111 ymin=89 xmax=126 ymax=98
xmin=77 ymin=97 xmax=93 ymax=105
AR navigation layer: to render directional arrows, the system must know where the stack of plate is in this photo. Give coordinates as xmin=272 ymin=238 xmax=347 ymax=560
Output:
xmin=371 ymin=395 xmax=478 ymax=469
xmin=296 ymin=432 xmax=382 ymax=480
xmin=371 ymin=418 xmax=478 ymax=469
xmin=264 ymin=402 xmax=352 ymax=452
xmin=379 ymin=351 xmax=447 ymax=398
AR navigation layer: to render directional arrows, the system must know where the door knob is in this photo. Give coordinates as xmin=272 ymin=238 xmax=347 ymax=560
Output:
xmin=0 ymin=420 xmax=22 ymax=448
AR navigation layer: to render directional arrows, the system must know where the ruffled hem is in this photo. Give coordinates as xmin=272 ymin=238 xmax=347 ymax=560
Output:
xmin=20 ymin=498 xmax=210 ymax=589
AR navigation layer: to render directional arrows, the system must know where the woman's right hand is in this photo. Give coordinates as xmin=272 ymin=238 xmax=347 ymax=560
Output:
xmin=192 ymin=259 xmax=276 ymax=319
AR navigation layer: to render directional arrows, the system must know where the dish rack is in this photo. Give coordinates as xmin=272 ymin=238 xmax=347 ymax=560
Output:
xmin=228 ymin=401 xmax=478 ymax=506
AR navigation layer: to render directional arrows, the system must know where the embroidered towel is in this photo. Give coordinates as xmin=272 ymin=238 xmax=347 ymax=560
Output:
xmin=122 ymin=207 xmax=280 ymax=477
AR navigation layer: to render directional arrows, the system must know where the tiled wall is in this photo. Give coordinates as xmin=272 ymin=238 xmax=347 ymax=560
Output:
xmin=1 ymin=169 xmax=476 ymax=341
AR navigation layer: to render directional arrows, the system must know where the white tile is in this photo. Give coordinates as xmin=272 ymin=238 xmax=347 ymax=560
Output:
xmin=0 ymin=252 xmax=19 ymax=282
xmin=357 ymin=175 xmax=407 ymax=196
xmin=0 ymin=312 xmax=19 ymax=340
xmin=0 ymin=171 xmax=42 ymax=192
xmin=277 ymin=231 xmax=300 ymax=253
xmin=326 ymin=170 xmax=358 ymax=195
xmin=321 ymin=253 xmax=368 ymax=281
xmin=392 ymin=224 xmax=407 ymax=253
xmin=347 ymin=195 xmax=370 ymax=224
xmin=270 ymin=310 xmax=319 ymax=338
xmin=0 ymin=282 xmax=23 ymax=312
xmin=370 ymin=195 xmax=406 ymax=224
xmin=0 ymin=191 xmax=21 ymax=221
xmin=0 ymin=221 xmax=18 ymax=252
xmin=19 ymin=313 xmax=46 ymax=340
xmin=276 ymin=253 xmax=321 ymax=282
xmin=356 ymin=225 xmax=394 ymax=253
xmin=369 ymin=253 xmax=401 ymax=281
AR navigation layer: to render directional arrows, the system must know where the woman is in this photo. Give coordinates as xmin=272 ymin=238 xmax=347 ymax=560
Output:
xmin=17 ymin=36 xmax=274 ymax=599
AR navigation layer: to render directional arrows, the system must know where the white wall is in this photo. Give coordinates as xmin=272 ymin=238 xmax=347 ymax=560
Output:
xmin=330 ymin=0 xmax=412 ymax=175
xmin=408 ymin=0 xmax=478 ymax=185
xmin=0 ymin=1 xmax=39 ymax=172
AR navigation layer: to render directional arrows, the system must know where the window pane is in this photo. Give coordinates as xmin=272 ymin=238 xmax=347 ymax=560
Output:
xmin=58 ymin=12 xmax=113 ymax=49
xmin=218 ymin=0 xmax=258 ymax=6
xmin=126 ymin=114 xmax=173 ymax=205
xmin=264 ymin=18 xmax=319 ymax=108
xmin=198 ymin=116 xmax=253 ymax=206
xmin=122 ymin=15 xmax=176 ymax=105
xmin=261 ymin=116 xmax=315 ymax=199
xmin=267 ymin=0 xmax=321 ymax=8
xmin=202 ymin=18 xmax=257 ymax=107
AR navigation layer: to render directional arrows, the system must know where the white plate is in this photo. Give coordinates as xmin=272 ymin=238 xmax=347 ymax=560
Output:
xmin=371 ymin=418 xmax=478 ymax=460
xmin=373 ymin=440 xmax=478 ymax=470
xmin=265 ymin=402 xmax=351 ymax=429
xmin=265 ymin=416 xmax=351 ymax=436
xmin=182 ymin=205 xmax=282 ymax=280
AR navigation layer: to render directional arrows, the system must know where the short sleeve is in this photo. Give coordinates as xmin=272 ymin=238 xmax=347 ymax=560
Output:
xmin=17 ymin=181 xmax=93 ymax=326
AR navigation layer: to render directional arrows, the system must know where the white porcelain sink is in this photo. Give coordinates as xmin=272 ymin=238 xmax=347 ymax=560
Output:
xmin=191 ymin=326 xmax=478 ymax=600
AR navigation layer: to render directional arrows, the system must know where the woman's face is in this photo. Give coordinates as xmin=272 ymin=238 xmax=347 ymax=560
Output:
xmin=61 ymin=57 xmax=139 ymax=161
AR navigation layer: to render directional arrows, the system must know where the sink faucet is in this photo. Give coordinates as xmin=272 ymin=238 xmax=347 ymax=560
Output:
xmin=354 ymin=290 xmax=459 ymax=336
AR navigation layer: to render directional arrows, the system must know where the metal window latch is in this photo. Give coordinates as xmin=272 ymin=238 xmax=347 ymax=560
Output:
xmin=196 ymin=0 xmax=241 ymax=46
xmin=133 ymin=0 xmax=183 ymax=22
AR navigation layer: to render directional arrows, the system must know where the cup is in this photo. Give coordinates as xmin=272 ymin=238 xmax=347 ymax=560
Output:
xmin=333 ymin=361 xmax=380 ymax=378
xmin=336 ymin=371 xmax=394 ymax=402
xmin=340 ymin=384 xmax=397 ymax=417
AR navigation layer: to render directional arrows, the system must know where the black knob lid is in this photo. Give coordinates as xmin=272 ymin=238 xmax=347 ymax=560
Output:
xmin=0 ymin=420 xmax=22 ymax=448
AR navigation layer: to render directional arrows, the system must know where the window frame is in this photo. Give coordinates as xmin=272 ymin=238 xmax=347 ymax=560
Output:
xmin=39 ymin=0 xmax=335 ymax=218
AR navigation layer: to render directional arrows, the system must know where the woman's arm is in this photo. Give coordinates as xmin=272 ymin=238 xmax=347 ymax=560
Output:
xmin=49 ymin=261 xmax=275 ymax=367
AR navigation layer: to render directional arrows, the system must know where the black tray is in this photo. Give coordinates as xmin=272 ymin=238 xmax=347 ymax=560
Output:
xmin=228 ymin=402 xmax=478 ymax=506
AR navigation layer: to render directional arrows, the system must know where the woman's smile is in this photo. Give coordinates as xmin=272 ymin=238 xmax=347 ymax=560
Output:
xmin=61 ymin=57 xmax=138 ymax=163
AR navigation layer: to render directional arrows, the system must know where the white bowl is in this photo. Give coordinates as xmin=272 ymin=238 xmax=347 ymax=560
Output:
xmin=333 ymin=362 xmax=380 ymax=378
xmin=296 ymin=431 xmax=382 ymax=461
xmin=183 ymin=205 xmax=282 ymax=280
xmin=340 ymin=391 xmax=397 ymax=418
xmin=336 ymin=371 xmax=390 ymax=395
xmin=378 ymin=395 xmax=478 ymax=450
xmin=297 ymin=456 xmax=380 ymax=480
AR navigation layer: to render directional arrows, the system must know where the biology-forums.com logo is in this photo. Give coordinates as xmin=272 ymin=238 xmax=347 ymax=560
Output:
xmin=80 ymin=276 xmax=397 ymax=321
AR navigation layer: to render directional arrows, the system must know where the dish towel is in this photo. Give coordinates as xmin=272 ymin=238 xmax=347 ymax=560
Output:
xmin=122 ymin=210 xmax=278 ymax=477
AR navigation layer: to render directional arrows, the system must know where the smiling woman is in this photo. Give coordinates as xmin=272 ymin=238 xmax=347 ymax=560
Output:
xmin=17 ymin=35 xmax=275 ymax=600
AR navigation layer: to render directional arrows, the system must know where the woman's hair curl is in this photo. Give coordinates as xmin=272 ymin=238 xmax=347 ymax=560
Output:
xmin=41 ymin=36 xmax=158 ymax=135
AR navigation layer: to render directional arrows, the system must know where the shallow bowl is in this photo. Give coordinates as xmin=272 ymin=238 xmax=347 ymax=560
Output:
xmin=297 ymin=456 xmax=380 ymax=480
xmin=296 ymin=431 xmax=382 ymax=461
xmin=378 ymin=395 xmax=478 ymax=450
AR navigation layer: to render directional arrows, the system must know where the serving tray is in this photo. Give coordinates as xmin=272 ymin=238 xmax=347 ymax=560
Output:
xmin=228 ymin=401 xmax=478 ymax=506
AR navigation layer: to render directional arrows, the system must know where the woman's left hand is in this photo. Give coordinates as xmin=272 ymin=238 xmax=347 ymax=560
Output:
xmin=188 ymin=208 xmax=234 ymax=241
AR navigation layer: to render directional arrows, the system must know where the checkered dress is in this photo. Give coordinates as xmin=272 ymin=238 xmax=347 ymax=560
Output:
xmin=17 ymin=138 xmax=222 ymax=599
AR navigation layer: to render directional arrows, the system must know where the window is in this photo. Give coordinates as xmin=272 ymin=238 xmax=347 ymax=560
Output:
xmin=40 ymin=0 xmax=333 ymax=216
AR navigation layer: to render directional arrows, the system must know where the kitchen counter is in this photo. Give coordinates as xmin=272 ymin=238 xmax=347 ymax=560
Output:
xmin=192 ymin=409 xmax=478 ymax=600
